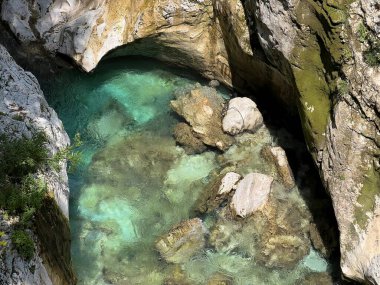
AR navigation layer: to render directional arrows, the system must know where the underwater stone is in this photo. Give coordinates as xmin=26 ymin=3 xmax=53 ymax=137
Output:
xmin=195 ymin=170 xmax=240 ymax=214
xmin=222 ymin=97 xmax=263 ymax=136
xmin=206 ymin=272 xmax=233 ymax=285
xmin=260 ymin=235 xmax=310 ymax=268
xmin=173 ymin=122 xmax=207 ymax=154
xmin=156 ymin=218 xmax=206 ymax=264
xmin=230 ymin=173 xmax=273 ymax=218
xmin=170 ymin=85 xmax=234 ymax=151
xmin=208 ymin=80 xmax=220 ymax=88
xmin=261 ymin=145 xmax=295 ymax=190
xmin=296 ymin=272 xmax=333 ymax=285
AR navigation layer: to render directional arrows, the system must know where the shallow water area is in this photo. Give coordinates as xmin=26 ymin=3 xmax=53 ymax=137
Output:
xmin=43 ymin=57 xmax=332 ymax=285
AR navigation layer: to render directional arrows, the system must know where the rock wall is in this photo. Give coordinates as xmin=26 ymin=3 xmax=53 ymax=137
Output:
xmin=244 ymin=1 xmax=380 ymax=283
xmin=0 ymin=44 xmax=75 ymax=285
xmin=1 ymin=0 xmax=379 ymax=284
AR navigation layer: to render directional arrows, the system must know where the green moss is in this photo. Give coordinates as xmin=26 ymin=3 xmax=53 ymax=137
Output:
xmin=291 ymin=0 xmax=355 ymax=152
xmin=12 ymin=114 xmax=24 ymax=121
xmin=292 ymin=41 xmax=331 ymax=151
xmin=12 ymin=230 xmax=35 ymax=260
xmin=354 ymin=166 xmax=380 ymax=230
xmin=356 ymin=22 xmax=380 ymax=66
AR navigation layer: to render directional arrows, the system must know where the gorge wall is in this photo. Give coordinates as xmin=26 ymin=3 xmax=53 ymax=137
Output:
xmin=0 ymin=0 xmax=379 ymax=284
xmin=0 ymin=45 xmax=76 ymax=285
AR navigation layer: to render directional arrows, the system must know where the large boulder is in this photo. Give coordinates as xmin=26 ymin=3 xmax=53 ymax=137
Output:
xmin=230 ymin=173 xmax=273 ymax=218
xmin=222 ymin=97 xmax=263 ymax=135
xmin=155 ymin=218 xmax=206 ymax=264
xmin=171 ymin=85 xmax=234 ymax=151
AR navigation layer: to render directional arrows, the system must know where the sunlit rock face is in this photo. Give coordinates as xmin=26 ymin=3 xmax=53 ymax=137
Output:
xmin=1 ymin=0 xmax=239 ymax=86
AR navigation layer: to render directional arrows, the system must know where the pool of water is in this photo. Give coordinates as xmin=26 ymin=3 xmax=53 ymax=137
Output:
xmin=43 ymin=57 xmax=332 ymax=285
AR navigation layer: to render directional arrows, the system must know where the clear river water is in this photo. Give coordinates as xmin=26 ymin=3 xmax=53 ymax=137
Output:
xmin=43 ymin=57 xmax=333 ymax=285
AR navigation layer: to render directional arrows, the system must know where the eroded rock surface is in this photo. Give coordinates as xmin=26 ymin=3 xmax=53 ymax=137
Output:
xmin=156 ymin=218 xmax=206 ymax=264
xmin=173 ymin=122 xmax=207 ymax=154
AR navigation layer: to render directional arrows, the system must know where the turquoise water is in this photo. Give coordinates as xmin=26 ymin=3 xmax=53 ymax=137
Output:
xmin=44 ymin=57 xmax=331 ymax=284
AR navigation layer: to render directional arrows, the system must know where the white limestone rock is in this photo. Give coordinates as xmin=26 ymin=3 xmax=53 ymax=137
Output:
xmin=222 ymin=97 xmax=263 ymax=135
xmin=230 ymin=173 xmax=273 ymax=218
xmin=217 ymin=172 xmax=241 ymax=195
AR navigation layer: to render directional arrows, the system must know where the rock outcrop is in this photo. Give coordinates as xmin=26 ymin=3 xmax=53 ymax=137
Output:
xmin=0 ymin=45 xmax=75 ymax=285
xmin=242 ymin=0 xmax=380 ymax=282
xmin=171 ymin=85 xmax=234 ymax=151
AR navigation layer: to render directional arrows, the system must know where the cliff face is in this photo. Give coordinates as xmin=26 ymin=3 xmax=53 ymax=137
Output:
xmin=244 ymin=1 xmax=380 ymax=283
xmin=1 ymin=0 xmax=379 ymax=284
xmin=0 ymin=45 xmax=75 ymax=285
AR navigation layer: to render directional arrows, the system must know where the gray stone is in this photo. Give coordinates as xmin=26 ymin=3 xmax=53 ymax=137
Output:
xmin=222 ymin=97 xmax=263 ymax=135
xmin=230 ymin=173 xmax=273 ymax=218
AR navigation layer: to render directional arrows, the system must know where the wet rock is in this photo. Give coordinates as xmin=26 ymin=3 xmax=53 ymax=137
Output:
xmin=210 ymin=183 xmax=312 ymax=269
xmin=218 ymin=172 xmax=241 ymax=195
xmin=156 ymin=218 xmax=206 ymax=264
xmin=196 ymin=171 xmax=241 ymax=214
xmin=207 ymin=272 xmax=233 ymax=285
xmin=308 ymin=222 xmax=337 ymax=258
xmin=209 ymin=218 xmax=242 ymax=254
xmin=259 ymin=234 xmax=310 ymax=268
xmin=222 ymin=97 xmax=263 ymax=136
xmin=261 ymin=145 xmax=295 ymax=190
xmin=164 ymin=265 xmax=195 ymax=285
xmin=173 ymin=122 xmax=207 ymax=154
xmin=209 ymin=80 xmax=220 ymax=88
xmin=296 ymin=272 xmax=333 ymax=285
xmin=230 ymin=173 xmax=273 ymax=218
xmin=171 ymin=85 xmax=234 ymax=151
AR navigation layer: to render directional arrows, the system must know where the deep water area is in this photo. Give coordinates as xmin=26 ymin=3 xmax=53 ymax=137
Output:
xmin=43 ymin=57 xmax=335 ymax=285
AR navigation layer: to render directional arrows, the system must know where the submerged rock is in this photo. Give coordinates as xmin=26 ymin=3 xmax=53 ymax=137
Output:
xmin=259 ymin=235 xmax=310 ymax=268
xmin=230 ymin=173 xmax=273 ymax=218
xmin=156 ymin=218 xmax=206 ymax=264
xmin=296 ymin=272 xmax=333 ymax=285
xmin=173 ymin=122 xmax=207 ymax=154
xmin=261 ymin=145 xmax=295 ymax=190
xmin=206 ymin=272 xmax=233 ymax=285
xmin=171 ymin=85 xmax=234 ymax=151
xmin=196 ymin=171 xmax=241 ymax=214
xmin=222 ymin=97 xmax=263 ymax=135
